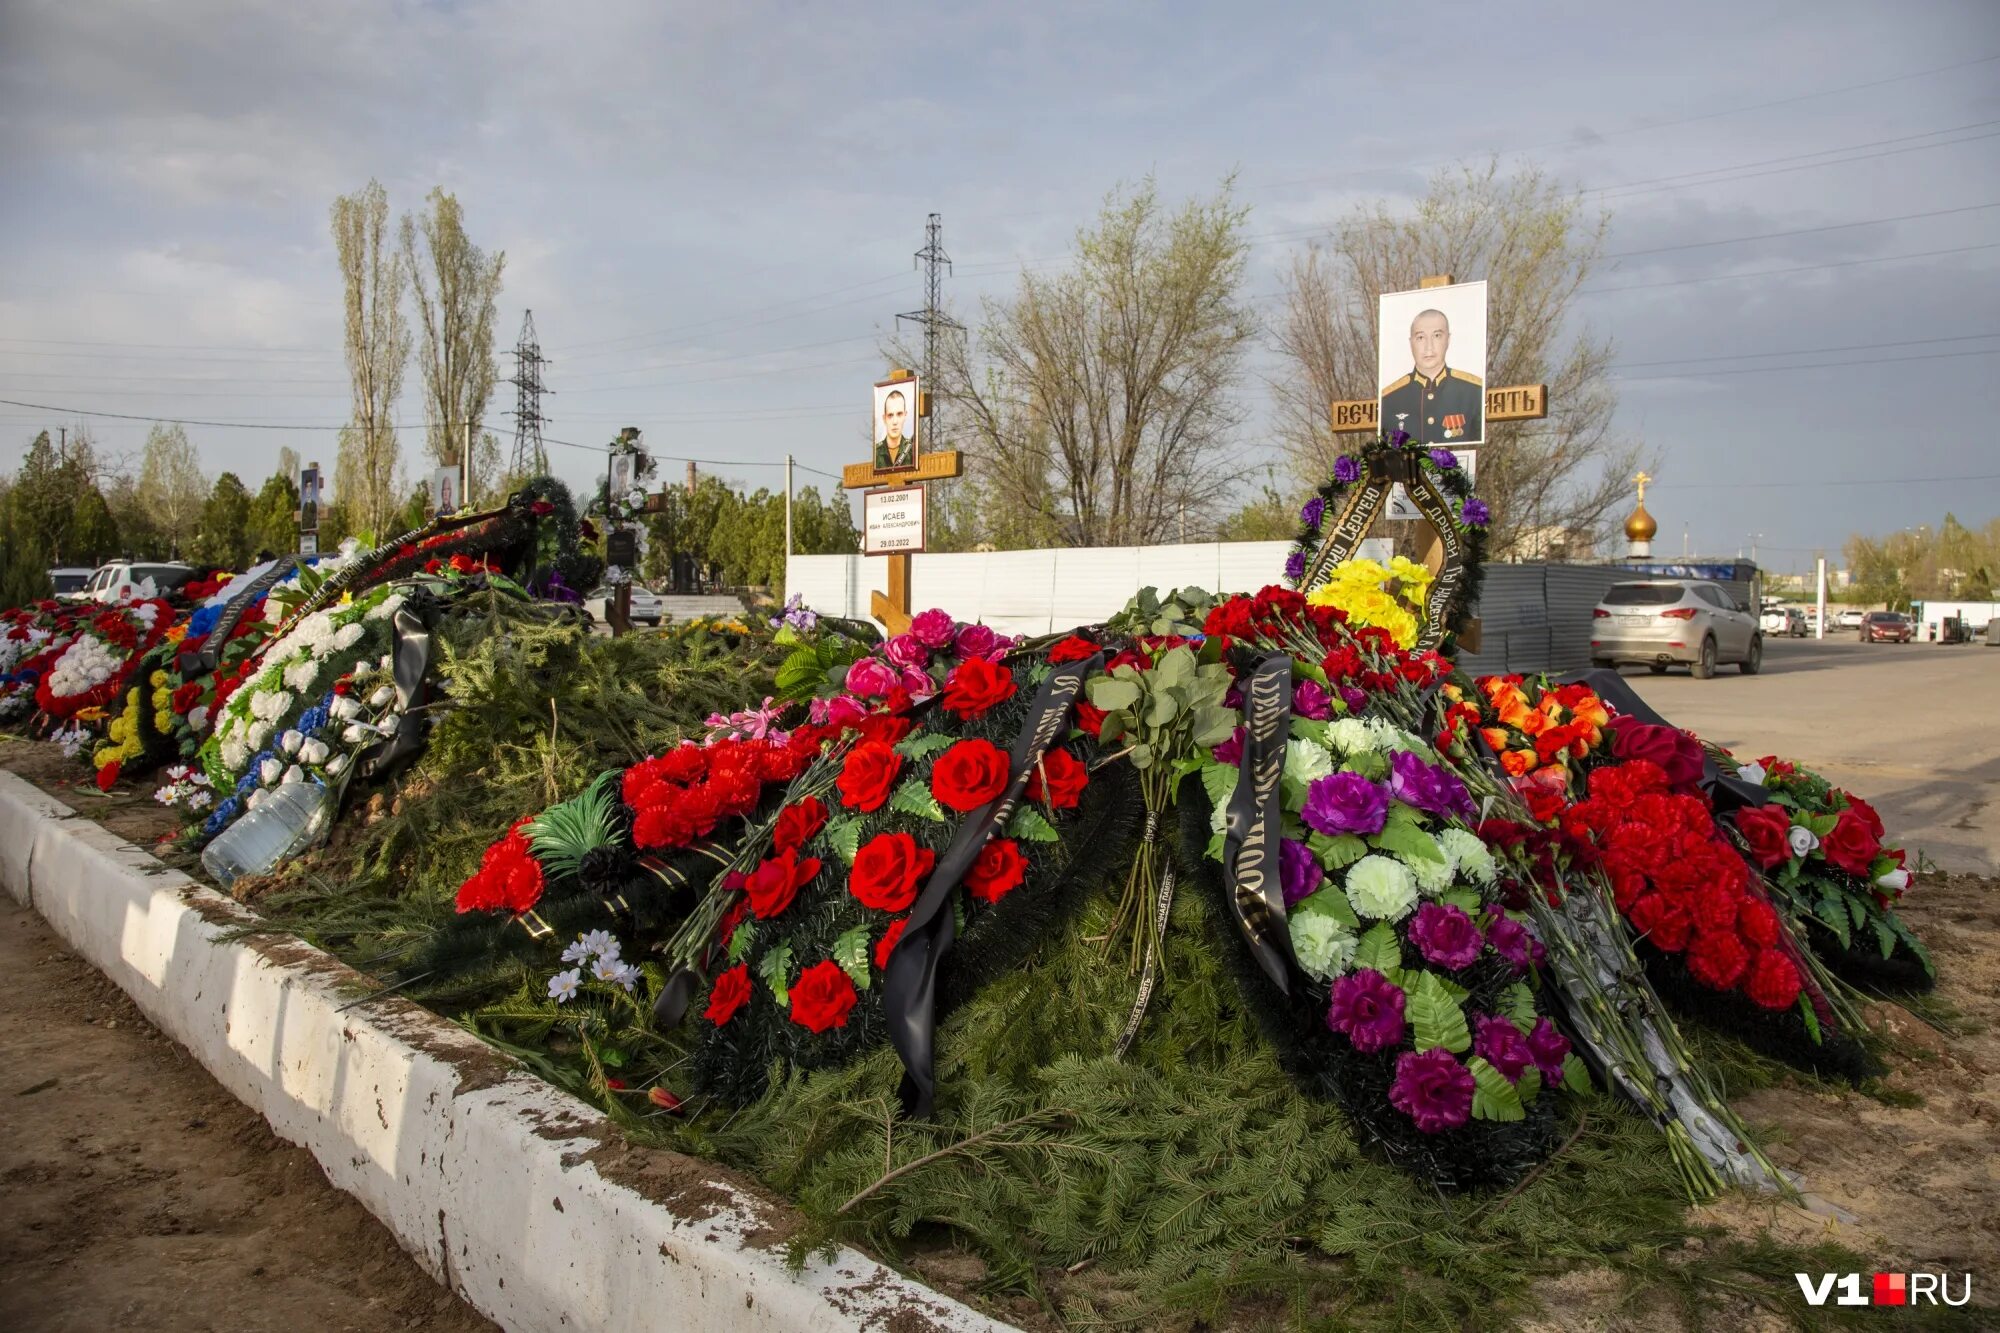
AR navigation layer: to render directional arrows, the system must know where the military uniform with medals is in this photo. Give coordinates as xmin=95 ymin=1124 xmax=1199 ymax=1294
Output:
xmin=1380 ymin=366 xmax=1483 ymax=445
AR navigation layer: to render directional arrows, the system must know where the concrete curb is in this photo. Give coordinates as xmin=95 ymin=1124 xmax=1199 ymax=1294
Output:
xmin=0 ymin=770 xmax=1011 ymax=1333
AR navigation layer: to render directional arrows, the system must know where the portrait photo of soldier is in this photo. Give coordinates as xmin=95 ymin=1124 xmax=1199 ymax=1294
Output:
xmin=872 ymin=378 xmax=920 ymax=472
xmin=1377 ymin=281 xmax=1487 ymax=449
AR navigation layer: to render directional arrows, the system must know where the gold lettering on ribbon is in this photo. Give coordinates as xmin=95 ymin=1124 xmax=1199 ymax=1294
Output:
xmin=1231 ymin=662 xmax=1288 ymax=937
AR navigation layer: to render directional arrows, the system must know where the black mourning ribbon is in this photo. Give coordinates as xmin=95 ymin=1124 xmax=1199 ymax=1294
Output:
xmin=356 ymin=593 xmax=441 ymax=782
xmin=1304 ymin=449 xmax=1468 ymax=650
xmin=1222 ymin=653 xmax=1297 ymax=993
xmin=1556 ymin=667 xmax=1770 ymax=814
xmin=882 ymin=652 xmax=1104 ymax=1118
xmin=183 ymin=557 xmax=296 ymax=675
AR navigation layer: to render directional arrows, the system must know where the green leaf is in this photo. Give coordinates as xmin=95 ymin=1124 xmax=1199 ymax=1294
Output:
xmin=1309 ymin=831 xmax=1368 ymax=870
xmin=824 ymin=815 xmax=864 ymax=866
xmin=889 ymin=779 xmax=947 ymax=823
xmin=1845 ymin=894 xmax=1868 ymax=932
xmin=1442 ymin=888 xmax=1483 ymax=914
xmin=1295 ymin=885 xmax=1359 ymax=930
xmin=757 ymin=941 xmax=794 ymax=1006
xmin=1204 ymin=828 xmax=1226 ymax=863
xmin=1561 ymin=1053 xmax=1594 ymax=1095
xmin=775 ymin=646 xmax=823 ymax=695
xmin=1469 ymin=1056 xmax=1525 ymax=1121
xmin=1200 ymin=761 xmax=1238 ymax=812
xmin=1499 ymin=982 xmax=1536 ymax=1026
xmin=1872 ymin=918 xmax=1897 ymax=960
xmin=1354 ymin=921 xmax=1401 ymax=973
xmin=1409 ymin=972 xmax=1472 ymax=1054
xmin=1370 ymin=815 xmax=1445 ymax=866
xmin=832 ymin=925 xmax=872 ymax=990
xmin=1088 ymin=677 xmax=1142 ymax=712
xmin=1290 ymin=718 xmax=1329 ymax=747
xmin=1515 ymin=1063 xmax=1543 ymax=1106
xmin=1189 ymin=705 xmax=1239 ymax=748
xmin=1767 ymin=790 xmax=1798 ymax=809
xmin=894 ymin=732 xmax=956 ymax=762
xmin=1343 ymin=750 xmax=1389 ymax=782
xmin=726 ymin=921 xmax=756 ymax=964
xmin=1005 ymin=805 xmax=1060 ymax=843
xmin=1815 ymin=891 xmax=1851 ymax=947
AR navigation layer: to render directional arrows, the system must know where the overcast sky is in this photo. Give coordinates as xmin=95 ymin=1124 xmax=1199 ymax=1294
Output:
xmin=2 ymin=0 xmax=1997 ymax=574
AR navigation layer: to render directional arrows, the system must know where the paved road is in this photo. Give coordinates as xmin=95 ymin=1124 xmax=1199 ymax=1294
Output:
xmin=1616 ymin=635 xmax=1998 ymax=875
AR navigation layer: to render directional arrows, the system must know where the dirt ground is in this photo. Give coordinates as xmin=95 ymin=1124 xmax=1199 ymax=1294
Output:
xmin=0 ymin=899 xmax=494 ymax=1333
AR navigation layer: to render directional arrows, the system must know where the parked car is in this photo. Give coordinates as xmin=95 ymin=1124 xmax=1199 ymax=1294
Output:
xmin=581 ymin=582 xmax=663 ymax=627
xmin=81 ymin=560 xmax=198 ymax=604
xmin=1860 ymin=611 xmax=1913 ymax=643
xmin=48 ymin=567 xmax=95 ymax=599
xmin=1591 ymin=579 xmax=1763 ymax=678
xmin=1759 ymin=605 xmax=1807 ymax=637
xmin=1836 ymin=607 xmax=1866 ymax=631
xmin=1987 ymin=617 xmax=1999 ymax=646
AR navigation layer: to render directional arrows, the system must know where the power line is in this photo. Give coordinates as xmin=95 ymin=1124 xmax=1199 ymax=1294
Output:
xmin=505 ymin=310 xmax=552 ymax=476
xmin=1592 ymin=124 xmax=2000 ymax=201
xmin=1615 ymin=347 xmax=2000 ymax=381
xmin=1648 ymin=471 xmax=2000 ymax=490
xmin=1612 ymin=332 xmax=2000 ymax=370
xmin=1579 ymin=241 xmax=2000 ymax=295
xmin=1600 ymin=201 xmax=2000 ymax=261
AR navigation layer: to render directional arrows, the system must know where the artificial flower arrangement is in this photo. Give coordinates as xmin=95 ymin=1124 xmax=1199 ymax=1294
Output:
xmin=34 ymin=598 xmax=172 ymax=720
xmin=1187 ymin=587 xmax=1577 ymax=1187
xmin=0 ymin=600 xmax=83 ymax=721
xmin=1721 ymin=754 xmax=1932 ymax=991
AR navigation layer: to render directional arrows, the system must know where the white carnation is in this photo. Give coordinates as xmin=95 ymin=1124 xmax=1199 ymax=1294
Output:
xmin=283 ymin=658 xmax=319 ymax=693
xmin=1435 ymin=827 xmax=1498 ymax=887
xmin=1345 ymin=854 xmax=1418 ymax=922
xmin=221 ymin=739 xmax=249 ymax=772
xmin=1284 ymin=739 xmax=1335 ymax=787
xmin=1289 ymin=906 xmax=1358 ymax=982
xmin=365 ymin=593 xmax=405 ymax=622
xmin=1409 ymin=840 xmax=1457 ymax=894
xmin=333 ymin=622 xmax=366 ymax=651
xmin=1324 ymin=718 xmax=1375 ymax=757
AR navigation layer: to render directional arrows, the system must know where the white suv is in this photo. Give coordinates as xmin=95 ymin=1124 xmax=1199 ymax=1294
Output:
xmin=82 ymin=560 xmax=197 ymax=604
xmin=1591 ymin=580 xmax=1763 ymax=679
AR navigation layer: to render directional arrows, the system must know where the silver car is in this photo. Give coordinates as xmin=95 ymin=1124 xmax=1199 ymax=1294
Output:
xmin=1591 ymin=580 xmax=1763 ymax=678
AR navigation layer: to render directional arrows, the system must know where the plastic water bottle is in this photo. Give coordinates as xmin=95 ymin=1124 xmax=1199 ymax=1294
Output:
xmin=201 ymin=782 xmax=333 ymax=886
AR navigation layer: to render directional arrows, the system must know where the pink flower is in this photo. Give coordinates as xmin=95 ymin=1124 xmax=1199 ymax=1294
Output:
xmin=953 ymin=622 xmax=1001 ymax=661
xmin=1326 ymin=968 xmax=1407 ymax=1052
xmin=1408 ymin=902 xmax=1483 ymax=970
xmin=844 ymin=657 xmax=899 ymax=698
xmin=1388 ymin=1048 xmax=1475 ymax=1134
xmin=810 ymin=694 xmax=869 ymax=728
xmin=1526 ymin=1017 xmax=1571 ymax=1083
xmin=885 ymin=633 xmax=930 ymax=669
xmin=909 ymin=608 xmax=957 ymax=649
xmin=899 ymin=663 xmax=938 ymax=698
xmin=1472 ymin=1014 xmax=1533 ymax=1083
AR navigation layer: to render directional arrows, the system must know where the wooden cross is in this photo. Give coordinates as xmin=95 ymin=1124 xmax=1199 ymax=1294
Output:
xmin=841 ymin=368 xmax=963 ymax=635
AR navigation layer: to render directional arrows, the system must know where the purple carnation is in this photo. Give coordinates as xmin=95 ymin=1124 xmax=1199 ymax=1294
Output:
xmin=1223 ymin=681 xmax=1244 ymax=710
xmin=1333 ymin=455 xmax=1361 ymax=484
xmin=1484 ymin=912 xmax=1537 ymax=973
xmin=1408 ymin=902 xmax=1483 ymax=970
xmin=1339 ymin=685 xmax=1369 ymax=714
xmin=1302 ymin=771 xmax=1390 ymax=837
xmin=1387 ymin=749 xmax=1475 ymax=820
xmin=1327 ymin=968 xmax=1407 ymax=1052
xmin=1473 ymin=1014 xmax=1534 ymax=1084
xmin=1527 ymin=1017 xmax=1571 ymax=1083
xmin=1284 ymin=550 xmax=1307 ymax=582
xmin=1390 ymin=429 xmax=1411 ymax=448
xmin=953 ymin=622 xmax=1001 ymax=660
xmin=1388 ymin=1047 xmax=1474 ymax=1134
xmin=1292 ymin=678 xmax=1332 ymax=720
xmin=1428 ymin=447 xmax=1459 ymax=470
xmin=909 ymin=607 xmax=957 ymax=648
xmin=1279 ymin=837 xmax=1324 ymax=907
xmin=886 ymin=633 xmax=931 ymax=669
xmin=1300 ymin=496 xmax=1326 ymax=528
xmin=1460 ymin=497 xmax=1491 ymax=527
xmin=1211 ymin=726 xmax=1246 ymax=768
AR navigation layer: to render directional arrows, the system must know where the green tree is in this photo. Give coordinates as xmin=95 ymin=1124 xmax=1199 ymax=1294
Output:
xmin=70 ymin=485 xmax=121 ymax=565
xmin=104 ymin=473 xmax=161 ymax=559
xmin=332 ymin=181 xmax=410 ymax=537
xmin=191 ymin=472 xmax=253 ymax=570
xmin=398 ymin=480 xmax=433 ymax=535
xmin=402 ymin=188 xmax=506 ymax=497
xmin=137 ymin=422 xmax=208 ymax=556
xmin=1216 ymin=473 xmax=1304 ymax=541
xmin=245 ymin=469 xmax=301 ymax=558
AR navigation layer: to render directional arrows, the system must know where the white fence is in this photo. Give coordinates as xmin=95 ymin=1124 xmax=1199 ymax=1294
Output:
xmin=788 ymin=541 xmax=1309 ymax=635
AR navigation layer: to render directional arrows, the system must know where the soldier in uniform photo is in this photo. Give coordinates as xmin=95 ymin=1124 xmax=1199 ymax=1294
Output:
xmin=1380 ymin=308 xmax=1482 ymax=446
xmin=873 ymin=387 xmax=916 ymax=471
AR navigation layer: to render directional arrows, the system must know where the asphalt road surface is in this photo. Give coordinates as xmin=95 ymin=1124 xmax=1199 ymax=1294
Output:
xmin=1620 ymin=635 xmax=1998 ymax=875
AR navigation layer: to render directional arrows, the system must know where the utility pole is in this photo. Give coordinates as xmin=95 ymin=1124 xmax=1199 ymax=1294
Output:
xmin=462 ymin=420 xmax=474 ymax=511
xmin=896 ymin=213 xmax=963 ymax=419
xmin=506 ymin=310 xmax=552 ymax=479
xmin=783 ymin=453 xmax=795 ymax=601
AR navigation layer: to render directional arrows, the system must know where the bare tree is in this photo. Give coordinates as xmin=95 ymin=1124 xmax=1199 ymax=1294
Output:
xmin=401 ymin=188 xmax=505 ymax=496
xmin=1271 ymin=163 xmax=1642 ymax=557
xmin=936 ymin=178 xmax=1256 ymax=548
xmin=136 ymin=422 xmax=207 ymax=556
xmin=331 ymin=180 xmax=410 ymax=538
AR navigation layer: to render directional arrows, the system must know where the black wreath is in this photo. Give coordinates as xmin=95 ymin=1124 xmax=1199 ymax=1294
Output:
xmin=1284 ymin=431 xmax=1489 ymax=658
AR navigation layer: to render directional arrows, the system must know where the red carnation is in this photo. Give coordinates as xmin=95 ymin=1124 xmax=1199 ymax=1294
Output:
xmin=1733 ymin=804 xmax=1794 ymax=869
xmin=965 ymin=838 xmax=1028 ymax=904
xmin=836 ymin=740 xmax=903 ymax=812
xmin=1027 ymin=747 xmax=1088 ymax=810
xmin=788 ymin=960 xmax=859 ymax=1033
xmin=745 ymin=848 xmax=822 ymax=919
xmin=849 ymin=832 xmax=936 ymax=913
xmin=940 ymin=656 xmax=1018 ymax=720
xmin=1685 ymin=928 xmax=1751 ymax=991
xmin=1047 ymin=635 xmax=1099 ymax=664
xmin=1606 ymin=718 xmax=1704 ymax=790
xmin=856 ymin=713 xmax=913 ymax=747
xmin=773 ymin=796 xmax=829 ymax=855
xmin=171 ymin=681 xmax=203 ymax=713
xmin=1820 ymin=809 xmax=1882 ymax=877
xmin=931 ymin=738 xmax=1011 ymax=812
xmin=1737 ymin=897 xmax=1781 ymax=948
xmin=1744 ymin=948 xmax=1803 ymax=1010
xmin=874 ymin=918 xmax=908 ymax=969
xmin=704 ymin=964 xmax=753 ymax=1026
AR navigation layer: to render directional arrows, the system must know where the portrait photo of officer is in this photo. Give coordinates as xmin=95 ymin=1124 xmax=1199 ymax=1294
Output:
xmin=873 ymin=378 xmax=921 ymax=472
xmin=1377 ymin=280 xmax=1487 ymax=449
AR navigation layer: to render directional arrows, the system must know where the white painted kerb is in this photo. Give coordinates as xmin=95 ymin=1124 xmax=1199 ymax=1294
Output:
xmin=0 ymin=770 xmax=1011 ymax=1333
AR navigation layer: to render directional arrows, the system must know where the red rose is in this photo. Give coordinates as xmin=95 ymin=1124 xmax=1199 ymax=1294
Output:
xmin=1047 ymin=634 xmax=1099 ymax=665
xmin=874 ymin=918 xmax=907 ymax=969
xmin=788 ymin=960 xmax=859 ymax=1033
xmin=1073 ymin=700 xmax=1108 ymax=738
xmin=704 ymin=964 xmax=752 ymax=1026
xmin=1027 ymin=746 xmax=1087 ymax=810
xmin=930 ymin=738 xmax=1012 ymax=812
xmin=940 ymin=656 xmax=1017 ymax=720
xmin=773 ymin=796 xmax=829 ymax=855
xmin=171 ymin=681 xmax=203 ymax=713
xmin=836 ymin=740 xmax=903 ymax=812
xmin=1605 ymin=718 xmax=1704 ymax=790
xmin=1744 ymin=948 xmax=1802 ymax=1010
xmin=856 ymin=713 xmax=913 ymax=747
xmin=94 ymin=760 xmax=121 ymax=792
xmin=1733 ymin=804 xmax=1794 ymax=869
xmin=1685 ymin=928 xmax=1751 ymax=991
xmin=745 ymin=848 xmax=822 ymax=919
xmin=1820 ymin=809 xmax=1881 ymax=877
xmin=965 ymin=838 xmax=1028 ymax=904
xmin=850 ymin=832 xmax=936 ymax=912
xmin=1839 ymin=793 xmax=1885 ymax=844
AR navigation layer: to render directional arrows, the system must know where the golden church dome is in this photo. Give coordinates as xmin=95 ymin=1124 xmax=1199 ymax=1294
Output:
xmin=1624 ymin=502 xmax=1658 ymax=542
